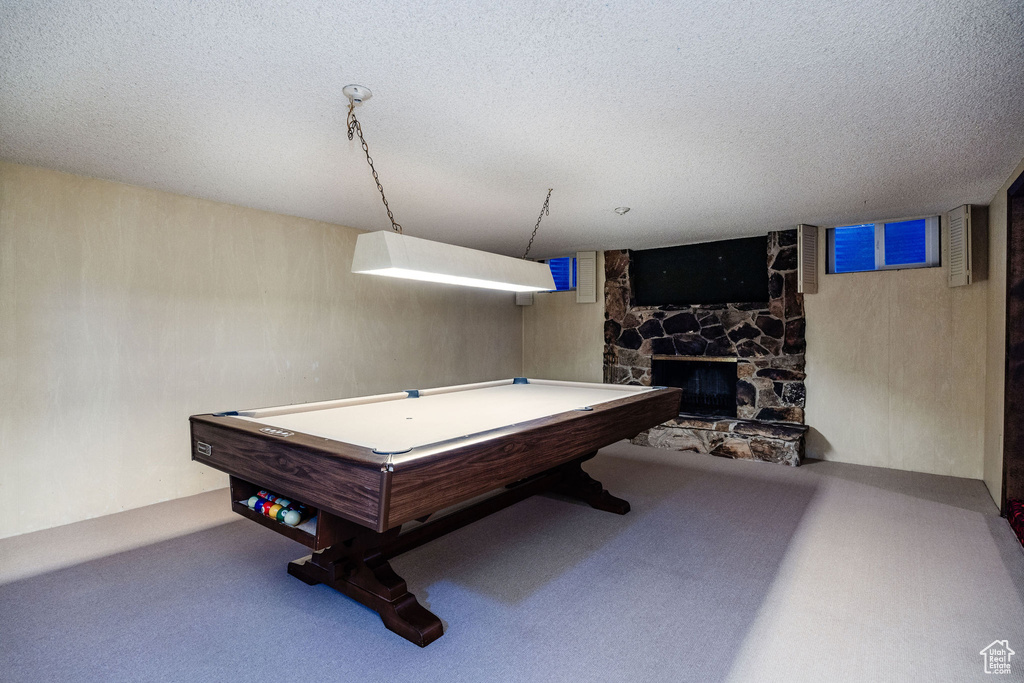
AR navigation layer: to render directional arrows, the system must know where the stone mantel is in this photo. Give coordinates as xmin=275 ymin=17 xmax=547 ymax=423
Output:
xmin=652 ymin=354 xmax=738 ymax=363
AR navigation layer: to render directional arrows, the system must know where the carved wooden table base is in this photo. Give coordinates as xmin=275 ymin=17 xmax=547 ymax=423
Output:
xmin=287 ymin=453 xmax=628 ymax=646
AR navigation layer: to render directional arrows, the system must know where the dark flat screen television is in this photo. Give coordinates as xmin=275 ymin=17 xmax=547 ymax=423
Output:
xmin=631 ymin=236 xmax=768 ymax=306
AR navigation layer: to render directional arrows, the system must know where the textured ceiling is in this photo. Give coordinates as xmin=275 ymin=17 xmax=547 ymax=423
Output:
xmin=2 ymin=1 xmax=1023 ymax=258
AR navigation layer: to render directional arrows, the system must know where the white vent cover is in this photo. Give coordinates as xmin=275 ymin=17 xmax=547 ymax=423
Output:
xmin=576 ymin=251 xmax=597 ymax=303
xmin=948 ymin=205 xmax=971 ymax=287
xmin=515 ymin=292 xmax=534 ymax=305
xmin=797 ymin=225 xmax=818 ymax=294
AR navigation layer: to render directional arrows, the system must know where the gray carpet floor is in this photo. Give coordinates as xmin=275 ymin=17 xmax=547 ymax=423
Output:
xmin=2 ymin=442 xmax=1023 ymax=682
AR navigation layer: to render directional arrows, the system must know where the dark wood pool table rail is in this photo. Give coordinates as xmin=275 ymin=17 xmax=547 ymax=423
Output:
xmin=383 ymin=386 xmax=681 ymax=526
xmin=191 ymin=385 xmax=681 ymax=533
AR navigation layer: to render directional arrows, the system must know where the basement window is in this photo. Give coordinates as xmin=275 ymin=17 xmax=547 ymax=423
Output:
xmin=827 ymin=216 xmax=940 ymax=274
xmin=545 ymin=256 xmax=577 ymax=291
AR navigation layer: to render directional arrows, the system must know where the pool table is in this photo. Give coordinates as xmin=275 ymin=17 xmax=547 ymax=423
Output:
xmin=190 ymin=378 xmax=681 ymax=646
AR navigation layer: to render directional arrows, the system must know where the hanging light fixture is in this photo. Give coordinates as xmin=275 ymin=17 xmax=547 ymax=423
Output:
xmin=344 ymin=85 xmax=555 ymax=293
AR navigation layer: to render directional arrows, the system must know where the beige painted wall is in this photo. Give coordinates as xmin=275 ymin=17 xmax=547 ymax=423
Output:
xmin=0 ymin=162 xmax=523 ymax=540
xmin=804 ymin=218 xmax=988 ymax=478
xmin=982 ymin=156 xmax=1024 ymax=502
xmin=522 ymin=252 xmax=605 ymax=383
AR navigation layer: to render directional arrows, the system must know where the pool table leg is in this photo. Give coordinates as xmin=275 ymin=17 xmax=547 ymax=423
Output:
xmin=554 ymin=454 xmax=631 ymax=515
xmin=287 ymin=528 xmax=444 ymax=647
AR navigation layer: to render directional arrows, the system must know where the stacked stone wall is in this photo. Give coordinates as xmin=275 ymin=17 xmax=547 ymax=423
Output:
xmin=603 ymin=229 xmax=807 ymax=465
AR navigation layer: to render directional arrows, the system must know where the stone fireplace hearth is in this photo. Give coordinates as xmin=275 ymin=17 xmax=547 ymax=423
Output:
xmin=604 ymin=229 xmax=807 ymax=466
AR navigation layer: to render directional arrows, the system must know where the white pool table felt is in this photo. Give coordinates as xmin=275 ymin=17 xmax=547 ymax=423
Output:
xmin=237 ymin=381 xmax=652 ymax=453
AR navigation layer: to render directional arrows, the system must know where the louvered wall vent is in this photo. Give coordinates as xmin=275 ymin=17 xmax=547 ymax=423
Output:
xmin=797 ymin=224 xmax=818 ymax=294
xmin=576 ymin=251 xmax=597 ymax=303
xmin=948 ymin=206 xmax=970 ymax=286
xmin=947 ymin=205 xmax=989 ymax=287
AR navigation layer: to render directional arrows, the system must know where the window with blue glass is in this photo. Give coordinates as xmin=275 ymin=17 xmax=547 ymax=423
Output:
xmin=883 ymin=219 xmax=928 ymax=265
xmin=546 ymin=257 xmax=577 ymax=291
xmin=832 ymin=224 xmax=876 ymax=273
xmin=827 ymin=216 xmax=939 ymax=274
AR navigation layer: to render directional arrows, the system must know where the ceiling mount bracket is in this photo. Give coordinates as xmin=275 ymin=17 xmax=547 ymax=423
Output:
xmin=343 ymin=84 xmax=372 ymax=104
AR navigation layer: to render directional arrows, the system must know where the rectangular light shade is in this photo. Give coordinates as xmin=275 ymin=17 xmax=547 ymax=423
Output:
xmin=351 ymin=231 xmax=556 ymax=292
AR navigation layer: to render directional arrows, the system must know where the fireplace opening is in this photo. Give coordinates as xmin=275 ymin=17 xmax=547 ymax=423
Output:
xmin=652 ymin=356 xmax=737 ymax=418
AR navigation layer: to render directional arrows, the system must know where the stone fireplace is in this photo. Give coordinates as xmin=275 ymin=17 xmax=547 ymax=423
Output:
xmin=604 ymin=229 xmax=808 ymax=466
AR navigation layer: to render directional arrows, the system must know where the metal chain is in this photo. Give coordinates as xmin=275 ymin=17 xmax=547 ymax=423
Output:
xmin=522 ymin=188 xmax=553 ymax=259
xmin=347 ymin=102 xmax=403 ymax=234
xmin=346 ymin=99 xmax=551 ymax=251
